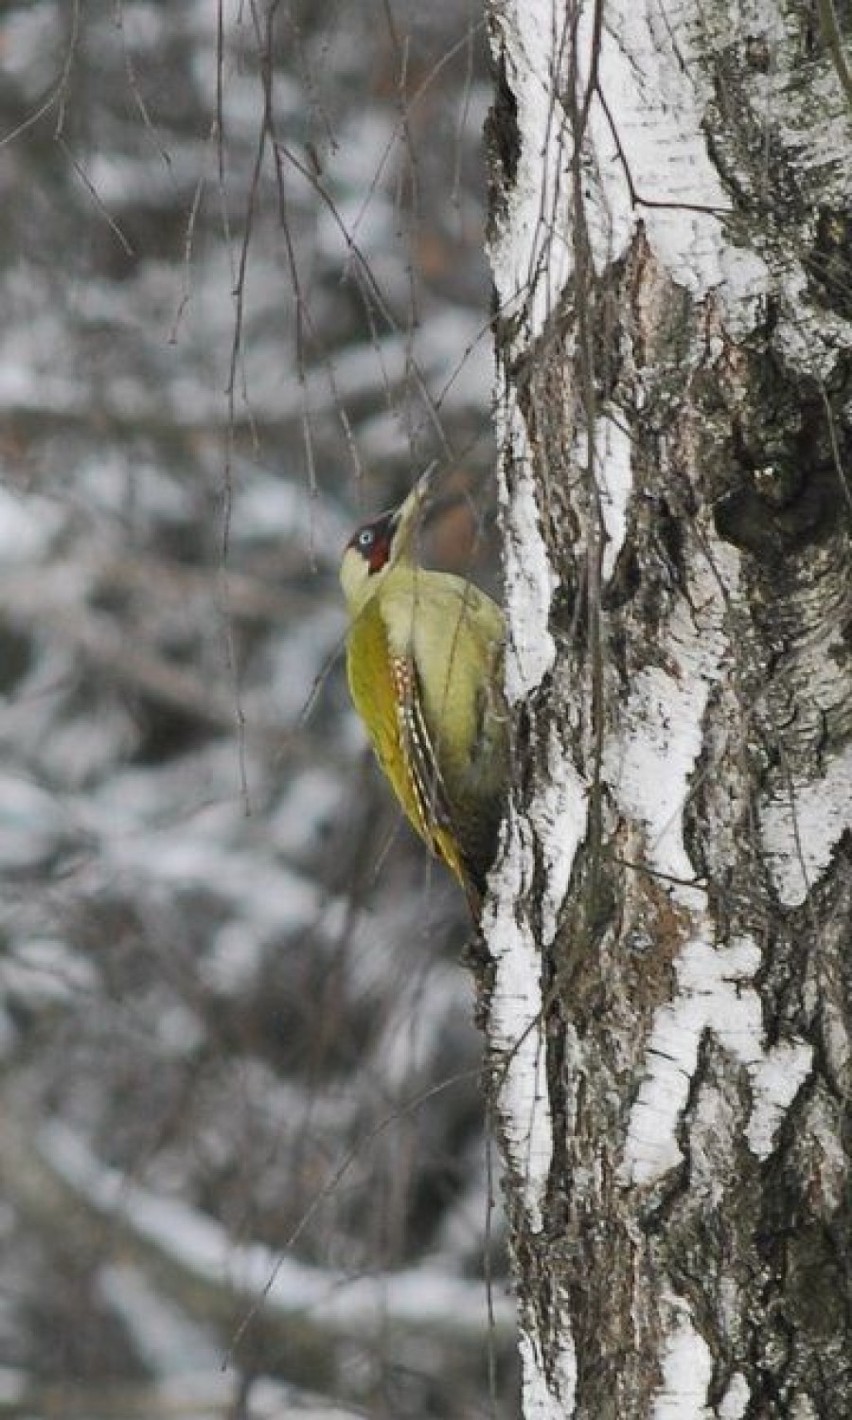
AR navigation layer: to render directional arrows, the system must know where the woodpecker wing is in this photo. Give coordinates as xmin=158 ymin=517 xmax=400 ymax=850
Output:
xmin=389 ymin=654 xmax=455 ymax=841
xmin=345 ymin=595 xmax=469 ymax=889
xmin=389 ymin=651 xmax=476 ymax=898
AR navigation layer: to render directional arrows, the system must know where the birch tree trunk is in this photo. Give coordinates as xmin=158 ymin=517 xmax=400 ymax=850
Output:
xmin=481 ymin=1 xmax=852 ymax=1415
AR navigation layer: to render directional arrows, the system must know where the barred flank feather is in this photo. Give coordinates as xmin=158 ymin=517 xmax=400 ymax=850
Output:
xmin=391 ymin=653 xmax=454 ymax=839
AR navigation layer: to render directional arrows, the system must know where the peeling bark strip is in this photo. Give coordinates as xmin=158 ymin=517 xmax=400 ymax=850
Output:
xmin=483 ymin=1 xmax=852 ymax=1416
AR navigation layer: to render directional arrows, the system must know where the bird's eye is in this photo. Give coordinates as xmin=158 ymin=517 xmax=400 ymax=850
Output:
xmin=357 ymin=528 xmax=375 ymax=550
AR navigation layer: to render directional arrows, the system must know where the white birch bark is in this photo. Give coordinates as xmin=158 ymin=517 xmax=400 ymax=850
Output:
xmin=482 ymin=0 xmax=852 ymax=1414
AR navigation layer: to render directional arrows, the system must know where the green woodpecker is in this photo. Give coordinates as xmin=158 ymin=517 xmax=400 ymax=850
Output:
xmin=340 ymin=473 xmax=507 ymax=911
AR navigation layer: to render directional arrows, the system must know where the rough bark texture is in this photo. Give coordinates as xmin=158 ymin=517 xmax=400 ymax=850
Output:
xmin=482 ymin=1 xmax=852 ymax=1416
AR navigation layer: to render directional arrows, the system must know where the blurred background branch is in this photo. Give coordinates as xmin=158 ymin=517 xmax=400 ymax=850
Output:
xmin=0 ymin=1 xmax=512 ymax=1416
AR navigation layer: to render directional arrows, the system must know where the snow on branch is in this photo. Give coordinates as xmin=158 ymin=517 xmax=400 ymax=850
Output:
xmin=38 ymin=1121 xmax=515 ymax=1346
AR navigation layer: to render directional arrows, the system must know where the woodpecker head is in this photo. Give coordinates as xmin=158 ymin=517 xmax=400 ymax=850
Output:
xmin=340 ymin=468 xmax=434 ymax=614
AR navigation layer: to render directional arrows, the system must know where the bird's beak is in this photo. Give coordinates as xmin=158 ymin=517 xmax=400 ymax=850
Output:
xmin=390 ymin=462 xmax=437 ymax=554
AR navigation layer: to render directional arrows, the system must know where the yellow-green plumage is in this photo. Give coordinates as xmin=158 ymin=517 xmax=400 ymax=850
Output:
xmin=341 ymin=480 xmax=507 ymax=909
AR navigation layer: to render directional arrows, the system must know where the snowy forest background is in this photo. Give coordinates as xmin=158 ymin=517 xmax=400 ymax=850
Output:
xmin=0 ymin=3 xmax=515 ymax=1417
